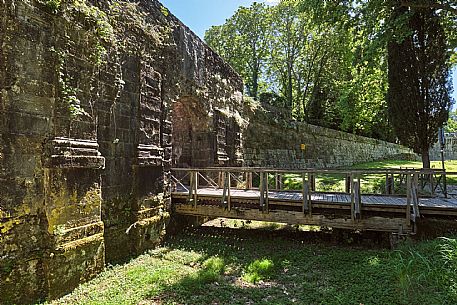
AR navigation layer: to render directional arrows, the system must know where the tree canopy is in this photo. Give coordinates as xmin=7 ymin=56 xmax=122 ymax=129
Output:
xmin=387 ymin=2 xmax=453 ymax=167
xmin=205 ymin=0 xmax=456 ymax=161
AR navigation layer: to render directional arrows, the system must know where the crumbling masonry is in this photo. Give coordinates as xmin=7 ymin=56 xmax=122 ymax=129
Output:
xmin=0 ymin=0 xmax=243 ymax=303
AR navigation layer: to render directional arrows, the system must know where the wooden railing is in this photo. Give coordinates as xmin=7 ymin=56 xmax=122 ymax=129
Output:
xmin=171 ymin=167 xmax=448 ymax=222
xmin=171 ymin=167 xmax=447 ymax=192
xmin=171 ymin=167 xmax=457 ymax=231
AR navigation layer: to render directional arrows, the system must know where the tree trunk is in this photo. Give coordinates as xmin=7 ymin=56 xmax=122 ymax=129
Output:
xmin=287 ymin=66 xmax=293 ymax=112
xmin=252 ymin=67 xmax=259 ymax=100
xmin=421 ymin=148 xmax=431 ymax=169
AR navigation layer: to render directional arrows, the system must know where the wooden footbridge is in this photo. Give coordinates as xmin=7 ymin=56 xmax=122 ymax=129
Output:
xmin=171 ymin=167 xmax=457 ymax=234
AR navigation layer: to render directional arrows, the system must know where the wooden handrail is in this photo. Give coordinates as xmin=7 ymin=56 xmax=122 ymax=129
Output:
xmin=171 ymin=167 xmax=446 ymax=175
xmin=171 ymin=167 xmax=448 ymax=200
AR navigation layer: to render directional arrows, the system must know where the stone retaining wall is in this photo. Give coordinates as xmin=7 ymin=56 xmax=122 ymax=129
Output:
xmin=430 ymin=133 xmax=457 ymax=161
xmin=243 ymin=104 xmax=414 ymax=168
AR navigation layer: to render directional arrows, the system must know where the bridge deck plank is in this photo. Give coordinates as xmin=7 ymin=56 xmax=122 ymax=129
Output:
xmin=173 ymin=186 xmax=457 ymax=211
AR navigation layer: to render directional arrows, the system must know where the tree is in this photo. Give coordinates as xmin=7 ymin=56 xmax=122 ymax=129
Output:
xmin=387 ymin=3 xmax=453 ymax=168
xmin=269 ymin=0 xmax=353 ymax=122
xmin=205 ymin=3 xmax=271 ymax=99
xmin=204 ymin=0 xmax=455 ymax=146
xmin=268 ymin=0 xmax=308 ymax=113
xmin=445 ymin=109 xmax=457 ymax=132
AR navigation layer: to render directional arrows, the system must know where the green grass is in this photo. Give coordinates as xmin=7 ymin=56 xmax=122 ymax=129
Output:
xmin=352 ymin=159 xmax=457 ymax=171
xmin=242 ymin=258 xmax=275 ymax=284
xmin=44 ymin=227 xmax=457 ymax=305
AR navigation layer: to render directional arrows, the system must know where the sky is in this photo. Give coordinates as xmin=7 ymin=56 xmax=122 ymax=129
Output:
xmin=160 ymin=0 xmax=457 ymax=103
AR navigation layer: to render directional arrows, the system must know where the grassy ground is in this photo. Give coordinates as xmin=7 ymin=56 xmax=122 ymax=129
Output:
xmin=43 ymin=159 xmax=457 ymax=305
xmin=44 ymin=227 xmax=457 ymax=305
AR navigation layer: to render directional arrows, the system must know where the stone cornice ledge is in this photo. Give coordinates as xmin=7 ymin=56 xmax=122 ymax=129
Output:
xmin=43 ymin=137 xmax=105 ymax=169
xmin=136 ymin=144 xmax=164 ymax=167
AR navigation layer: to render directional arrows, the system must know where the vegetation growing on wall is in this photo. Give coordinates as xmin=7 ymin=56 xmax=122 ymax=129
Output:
xmin=38 ymin=0 xmax=170 ymax=120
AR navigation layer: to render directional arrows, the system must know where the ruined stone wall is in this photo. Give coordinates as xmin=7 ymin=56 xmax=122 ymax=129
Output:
xmin=430 ymin=133 xmax=457 ymax=161
xmin=244 ymin=103 xmax=414 ymax=168
xmin=0 ymin=0 xmax=243 ymax=303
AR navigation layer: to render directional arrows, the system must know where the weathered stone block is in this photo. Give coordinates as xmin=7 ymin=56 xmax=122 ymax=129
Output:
xmin=44 ymin=233 xmax=105 ymax=300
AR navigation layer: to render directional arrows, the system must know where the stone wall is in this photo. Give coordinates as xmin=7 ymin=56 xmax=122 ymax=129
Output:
xmin=0 ymin=0 xmax=243 ymax=303
xmin=243 ymin=103 xmax=414 ymax=168
xmin=0 ymin=1 xmax=416 ymax=303
xmin=430 ymin=133 xmax=457 ymax=161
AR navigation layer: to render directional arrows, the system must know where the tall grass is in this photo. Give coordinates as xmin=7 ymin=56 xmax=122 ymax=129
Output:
xmin=393 ymin=237 xmax=457 ymax=304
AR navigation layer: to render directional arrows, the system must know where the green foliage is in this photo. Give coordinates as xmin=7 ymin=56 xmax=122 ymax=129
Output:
xmin=387 ymin=5 xmax=453 ymax=167
xmin=72 ymin=0 xmax=115 ymax=65
xmin=392 ymin=237 xmax=457 ymax=304
xmin=445 ymin=110 xmax=457 ymax=132
xmin=52 ymin=48 xmax=88 ymax=118
xmin=205 ymin=2 xmax=271 ymax=100
xmin=44 ymin=228 xmax=457 ymax=305
xmin=242 ymin=258 xmax=275 ymax=284
xmin=440 ymin=237 xmax=457 ymax=270
xmin=446 ymin=117 xmax=457 ymax=132
xmin=200 ymin=257 xmax=226 ymax=283
xmin=205 ymin=0 xmax=455 ymax=143
xmin=178 ymin=257 xmax=226 ymax=292
xmin=204 ymin=0 xmax=394 ymax=140
xmin=44 ymin=1 xmax=121 ymax=119
xmin=44 ymin=1 xmax=116 ymax=65
xmin=0 ymin=260 xmax=14 ymax=275
xmin=109 ymin=1 xmax=169 ymax=49
xmin=160 ymin=5 xmax=169 ymax=17
xmin=39 ymin=0 xmax=62 ymax=13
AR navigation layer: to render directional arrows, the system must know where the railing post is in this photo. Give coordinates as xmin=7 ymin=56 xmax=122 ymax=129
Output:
xmin=350 ymin=173 xmax=355 ymax=221
xmin=188 ymin=170 xmax=193 ymax=204
xmin=406 ymin=174 xmax=411 ymax=225
xmin=221 ymin=171 xmax=228 ymax=208
xmin=307 ymin=172 xmax=313 ymax=216
xmin=385 ymin=174 xmax=394 ymax=195
xmin=259 ymin=172 xmax=265 ymax=211
xmin=227 ymin=171 xmax=231 ymax=211
xmin=218 ymin=171 xmax=224 ymax=189
xmin=265 ymin=172 xmax=269 ymax=213
xmin=345 ymin=174 xmax=351 ymax=194
xmin=302 ymin=173 xmax=309 ymax=213
xmin=246 ymin=172 xmax=252 ymax=190
xmin=385 ymin=173 xmax=389 ymax=195
xmin=354 ymin=176 xmax=361 ymax=219
xmin=412 ymin=172 xmax=420 ymax=221
xmin=391 ymin=174 xmax=395 ymax=195
xmin=444 ymin=171 xmax=448 ymax=198
xmin=274 ymin=173 xmax=283 ymax=191
xmin=193 ymin=171 xmax=198 ymax=208
xmin=310 ymin=173 xmax=316 ymax=192
xmin=350 ymin=174 xmax=361 ymax=220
